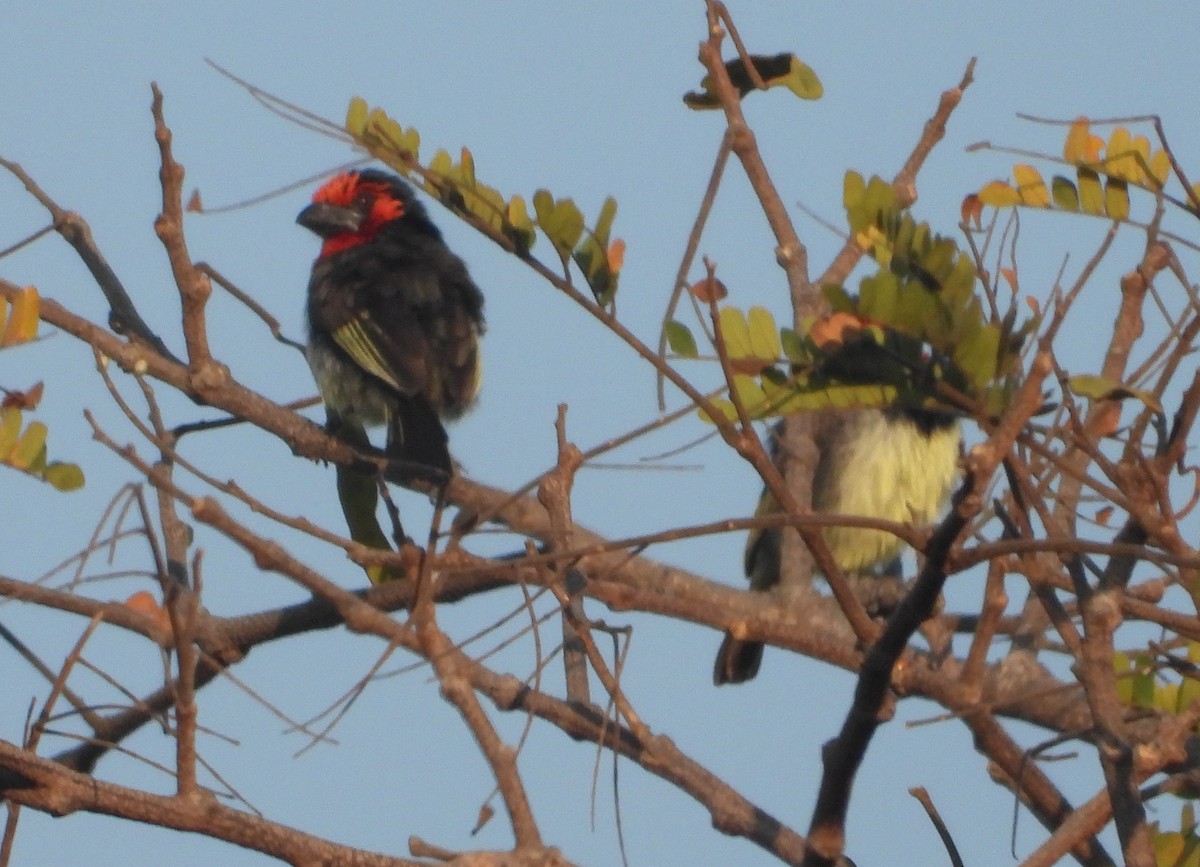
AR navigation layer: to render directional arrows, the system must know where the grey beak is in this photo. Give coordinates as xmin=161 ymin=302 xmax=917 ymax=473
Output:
xmin=297 ymin=202 xmax=365 ymax=238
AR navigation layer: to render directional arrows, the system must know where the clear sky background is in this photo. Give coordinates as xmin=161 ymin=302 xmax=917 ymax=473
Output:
xmin=3 ymin=4 xmax=1199 ymax=866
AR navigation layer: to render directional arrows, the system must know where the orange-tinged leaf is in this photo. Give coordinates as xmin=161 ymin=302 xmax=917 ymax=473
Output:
xmin=1063 ymin=117 xmax=1090 ymax=163
xmin=1 ymin=285 xmax=39 ymax=347
xmin=1095 ymin=505 xmax=1114 ymax=526
xmin=125 ymin=591 xmax=173 ymax=636
xmin=961 ymin=194 xmax=983 ymax=229
xmin=606 ymin=238 xmax=625 ymax=272
xmin=810 ymin=311 xmax=866 ymax=349
xmin=690 ymin=276 xmax=727 ymax=303
xmin=3 ymin=379 xmax=42 ymax=405
xmin=999 ymin=268 xmax=1018 ymax=293
xmin=1025 ymin=295 xmax=1040 ymax=315
xmin=2 ymin=381 xmax=43 ymax=410
xmin=1013 ymin=164 xmax=1050 ymax=207
xmin=472 ymin=803 xmax=495 ymax=835
xmin=978 ymin=180 xmax=1021 ymax=208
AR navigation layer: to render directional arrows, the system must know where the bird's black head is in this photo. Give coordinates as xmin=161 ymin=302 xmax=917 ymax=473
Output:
xmin=297 ymin=169 xmax=437 ymax=259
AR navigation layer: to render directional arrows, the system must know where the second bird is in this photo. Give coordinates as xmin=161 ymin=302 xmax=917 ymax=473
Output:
xmin=298 ymin=169 xmax=486 ymax=478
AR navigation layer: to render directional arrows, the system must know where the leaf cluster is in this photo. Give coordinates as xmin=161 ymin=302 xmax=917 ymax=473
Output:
xmin=968 ymin=118 xmax=1193 ymax=223
xmin=345 ymin=98 xmax=624 ymax=308
xmin=667 ymin=172 xmax=1029 ymax=423
xmin=0 ymin=286 xmax=84 ymax=491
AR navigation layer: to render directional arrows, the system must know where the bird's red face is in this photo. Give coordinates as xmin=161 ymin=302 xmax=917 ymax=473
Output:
xmin=302 ymin=172 xmax=406 ymax=258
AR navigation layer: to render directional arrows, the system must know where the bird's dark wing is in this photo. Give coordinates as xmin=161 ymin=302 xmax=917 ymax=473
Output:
xmin=308 ymin=231 xmax=484 ymax=406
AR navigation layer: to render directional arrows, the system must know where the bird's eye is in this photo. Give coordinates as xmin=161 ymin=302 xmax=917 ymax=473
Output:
xmin=354 ymin=192 xmax=374 ymax=210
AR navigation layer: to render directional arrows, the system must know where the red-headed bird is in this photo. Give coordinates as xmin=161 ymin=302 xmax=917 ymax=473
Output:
xmin=297 ymin=169 xmax=485 ymax=480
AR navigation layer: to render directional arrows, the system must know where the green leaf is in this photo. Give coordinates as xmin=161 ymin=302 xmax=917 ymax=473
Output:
xmin=746 ymin=307 xmax=781 ymax=361
xmin=533 ymin=190 xmax=584 ymax=264
xmin=821 ymin=283 xmax=855 ymax=313
xmin=954 ymin=323 xmax=1001 ymax=393
xmin=1114 ymin=651 xmax=1133 ymax=704
xmin=1067 ymin=374 xmax=1161 ymax=412
xmin=843 ymin=170 xmax=866 ymax=213
xmin=665 ymin=320 xmax=698 ymax=358
xmin=0 ymin=407 xmax=20 ymax=455
xmin=43 ymin=461 xmax=85 ymax=492
xmin=503 ymin=194 xmax=536 ymax=254
xmin=572 ymin=197 xmax=620 ymax=307
xmin=780 ymin=328 xmax=808 ymax=364
xmin=1131 ymin=654 xmax=1155 ymax=708
xmin=1051 ymin=175 xmax=1080 ymax=211
xmin=731 ymin=374 xmax=768 ymax=415
xmin=717 ymin=307 xmax=752 ymax=358
xmin=345 ymin=97 xmax=369 ymax=137
xmin=782 ymin=56 xmax=823 ymax=100
xmin=592 ymin=196 xmax=617 ymax=247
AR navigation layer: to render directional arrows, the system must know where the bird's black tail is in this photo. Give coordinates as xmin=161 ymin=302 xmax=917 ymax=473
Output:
xmin=387 ymin=395 xmax=453 ymax=483
xmin=713 ymin=635 xmax=764 ymax=685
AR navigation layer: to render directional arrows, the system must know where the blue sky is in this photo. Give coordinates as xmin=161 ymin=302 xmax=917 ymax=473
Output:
xmin=4 ymin=4 xmax=1199 ymax=866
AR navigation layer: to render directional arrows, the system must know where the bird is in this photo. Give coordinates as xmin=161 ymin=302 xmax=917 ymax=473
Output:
xmin=297 ymin=168 xmax=485 ymax=481
xmin=713 ymin=407 xmax=960 ymax=685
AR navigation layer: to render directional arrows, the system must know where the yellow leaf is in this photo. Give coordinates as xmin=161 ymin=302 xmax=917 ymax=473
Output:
xmin=699 ymin=397 xmax=738 ymax=424
xmin=1013 ymin=164 xmax=1049 ymax=207
xmin=1149 ymin=149 xmax=1171 ymax=189
xmin=0 ymin=407 xmax=20 ymax=454
xmin=731 ymin=374 xmax=768 ymax=416
xmin=746 ymin=307 xmax=781 ymax=361
xmin=1105 ymin=177 xmax=1130 ymax=221
xmin=977 ymin=181 xmax=1021 ymax=208
xmin=1107 ymin=127 xmax=1133 ymax=180
xmin=10 ymin=420 xmax=46 ymax=469
xmin=718 ymin=307 xmax=752 ymax=359
xmin=1129 ymin=135 xmax=1151 ymax=185
xmin=1 ymin=285 xmax=39 ymax=347
xmin=1078 ymin=167 xmax=1105 ymax=215
xmin=1190 ymin=182 xmax=1200 ymax=212
xmin=345 ymin=97 xmax=369 ymax=137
